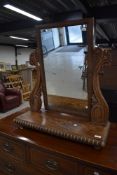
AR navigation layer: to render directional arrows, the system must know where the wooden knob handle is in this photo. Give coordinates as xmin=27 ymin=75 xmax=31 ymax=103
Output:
xmin=94 ymin=171 xmax=100 ymax=175
xmin=3 ymin=143 xmax=14 ymax=153
xmin=5 ymin=163 xmax=15 ymax=174
xmin=45 ymin=160 xmax=58 ymax=171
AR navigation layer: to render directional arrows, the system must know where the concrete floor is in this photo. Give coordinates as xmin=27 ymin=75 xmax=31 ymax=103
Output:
xmin=44 ymin=46 xmax=87 ymax=100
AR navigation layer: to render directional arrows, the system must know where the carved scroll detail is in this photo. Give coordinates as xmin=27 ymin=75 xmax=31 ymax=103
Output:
xmin=29 ymin=48 xmax=42 ymax=112
xmin=91 ymin=48 xmax=111 ymax=125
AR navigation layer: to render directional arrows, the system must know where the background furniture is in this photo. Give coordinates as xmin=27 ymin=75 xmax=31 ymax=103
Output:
xmin=5 ymin=74 xmax=31 ymax=101
xmin=0 ymin=63 xmax=33 ymax=93
xmin=0 ymin=62 xmax=6 ymax=72
xmin=101 ymin=88 xmax=117 ymax=122
xmin=100 ymin=49 xmax=117 ymax=90
xmin=0 ymin=110 xmax=116 ymax=175
xmin=0 ymin=82 xmax=21 ymax=112
xmin=20 ymin=67 xmax=34 ymax=90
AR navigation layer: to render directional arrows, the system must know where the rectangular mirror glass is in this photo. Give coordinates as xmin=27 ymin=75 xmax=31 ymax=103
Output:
xmin=40 ymin=24 xmax=88 ymax=115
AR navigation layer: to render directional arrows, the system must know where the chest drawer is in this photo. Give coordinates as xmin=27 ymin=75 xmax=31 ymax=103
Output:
xmin=30 ymin=147 xmax=77 ymax=175
xmin=84 ymin=166 xmax=116 ymax=175
xmin=0 ymin=155 xmax=21 ymax=175
xmin=0 ymin=135 xmax=25 ymax=160
xmin=0 ymin=153 xmax=44 ymax=175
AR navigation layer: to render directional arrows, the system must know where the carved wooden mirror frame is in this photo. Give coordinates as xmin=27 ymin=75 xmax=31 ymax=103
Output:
xmin=14 ymin=18 xmax=111 ymax=148
xmin=34 ymin=18 xmax=94 ymax=116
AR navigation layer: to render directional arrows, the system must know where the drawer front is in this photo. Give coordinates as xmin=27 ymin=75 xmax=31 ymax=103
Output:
xmin=0 ymin=153 xmax=45 ymax=175
xmin=0 ymin=171 xmax=6 ymax=175
xmin=0 ymin=155 xmax=20 ymax=175
xmin=84 ymin=166 xmax=115 ymax=175
xmin=0 ymin=135 xmax=25 ymax=160
xmin=30 ymin=147 xmax=77 ymax=175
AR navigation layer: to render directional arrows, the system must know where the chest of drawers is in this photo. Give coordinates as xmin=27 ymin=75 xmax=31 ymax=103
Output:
xmin=0 ymin=110 xmax=117 ymax=175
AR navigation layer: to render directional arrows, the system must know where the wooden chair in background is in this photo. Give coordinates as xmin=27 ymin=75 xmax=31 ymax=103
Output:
xmin=5 ymin=74 xmax=31 ymax=101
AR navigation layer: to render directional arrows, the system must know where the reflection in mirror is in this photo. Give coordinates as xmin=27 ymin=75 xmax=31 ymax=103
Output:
xmin=40 ymin=24 xmax=88 ymax=115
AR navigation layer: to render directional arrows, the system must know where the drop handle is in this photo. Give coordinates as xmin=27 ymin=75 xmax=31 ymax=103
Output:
xmin=5 ymin=163 xmax=15 ymax=174
xmin=93 ymin=172 xmax=100 ymax=175
xmin=45 ymin=160 xmax=58 ymax=171
xmin=3 ymin=143 xmax=14 ymax=153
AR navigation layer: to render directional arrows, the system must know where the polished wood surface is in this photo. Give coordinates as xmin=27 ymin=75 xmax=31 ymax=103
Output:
xmin=0 ymin=109 xmax=117 ymax=175
xmin=14 ymin=110 xmax=110 ymax=147
xmin=29 ymin=49 xmax=42 ymax=112
xmin=91 ymin=48 xmax=111 ymax=125
xmin=48 ymin=95 xmax=88 ymax=116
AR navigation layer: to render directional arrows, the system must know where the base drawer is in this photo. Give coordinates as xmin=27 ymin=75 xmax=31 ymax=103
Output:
xmin=30 ymin=147 xmax=77 ymax=175
xmin=0 ymin=156 xmax=19 ymax=175
xmin=84 ymin=166 xmax=116 ymax=175
xmin=0 ymin=135 xmax=25 ymax=160
xmin=0 ymin=154 xmax=43 ymax=175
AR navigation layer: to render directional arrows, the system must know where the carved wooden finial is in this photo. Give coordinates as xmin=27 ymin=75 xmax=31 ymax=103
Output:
xmin=29 ymin=48 xmax=42 ymax=112
xmin=91 ymin=48 xmax=111 ymax=125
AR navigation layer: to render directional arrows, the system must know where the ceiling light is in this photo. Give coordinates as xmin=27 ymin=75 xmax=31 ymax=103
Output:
xmin=10 ymin=36 xmax=29 ymax=41
xmin=4 ymin=4 xmax=42 ymax=21
xmin=16 ymin=45 xmax=28 ymax=48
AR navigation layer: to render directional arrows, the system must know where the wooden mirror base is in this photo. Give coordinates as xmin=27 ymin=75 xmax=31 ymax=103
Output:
xmin=14 ymin=109 xmax=110 ymax=148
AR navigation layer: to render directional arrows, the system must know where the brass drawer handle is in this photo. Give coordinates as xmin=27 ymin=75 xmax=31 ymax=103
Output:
xmin=3 ymin=143 xmax=14 ymax=153
xmin=45 ymin=160 xmax=58 ymax=171
xmin=5 ymin=163 xmax=15 ymax=174
xmin=93 ymin=172 xmax=100 ymax=175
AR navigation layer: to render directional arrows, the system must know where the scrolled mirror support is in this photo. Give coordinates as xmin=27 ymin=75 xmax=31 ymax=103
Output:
xmin=29 ymin=49 xmax=42 ymax=112
xmin=91 ymin=48 xmax=111 ymax=125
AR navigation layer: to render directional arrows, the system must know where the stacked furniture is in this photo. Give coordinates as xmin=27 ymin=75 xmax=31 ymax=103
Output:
xmin=4 ymin=74 xmax=31 ymax=101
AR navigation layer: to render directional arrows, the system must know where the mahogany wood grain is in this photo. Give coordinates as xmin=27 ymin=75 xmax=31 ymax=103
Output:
xmin=0 ymin=152 xmax=43 ymax=175
xmin=0 ymin=134 xmax=25 ymax=160
xmin=0 ymin=109 xmax=116 ymax=175
xmin=48 ymin=95 xmax=88 ymax=116
xmin=29 ymin=49 xmax=42 ymax=112
xmin=91 ymin=48 xmax=111 ymax=125
xmin=14 ymin=110 xmax=110 ymax=147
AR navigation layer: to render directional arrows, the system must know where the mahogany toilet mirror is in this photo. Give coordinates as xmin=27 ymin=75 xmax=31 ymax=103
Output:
xmin=14 ymin=18 xmax=111 ymax=148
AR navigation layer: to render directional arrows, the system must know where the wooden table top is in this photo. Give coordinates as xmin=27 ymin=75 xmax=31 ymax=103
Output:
xmin=0 ymin=108 xmax=117 ymax=172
